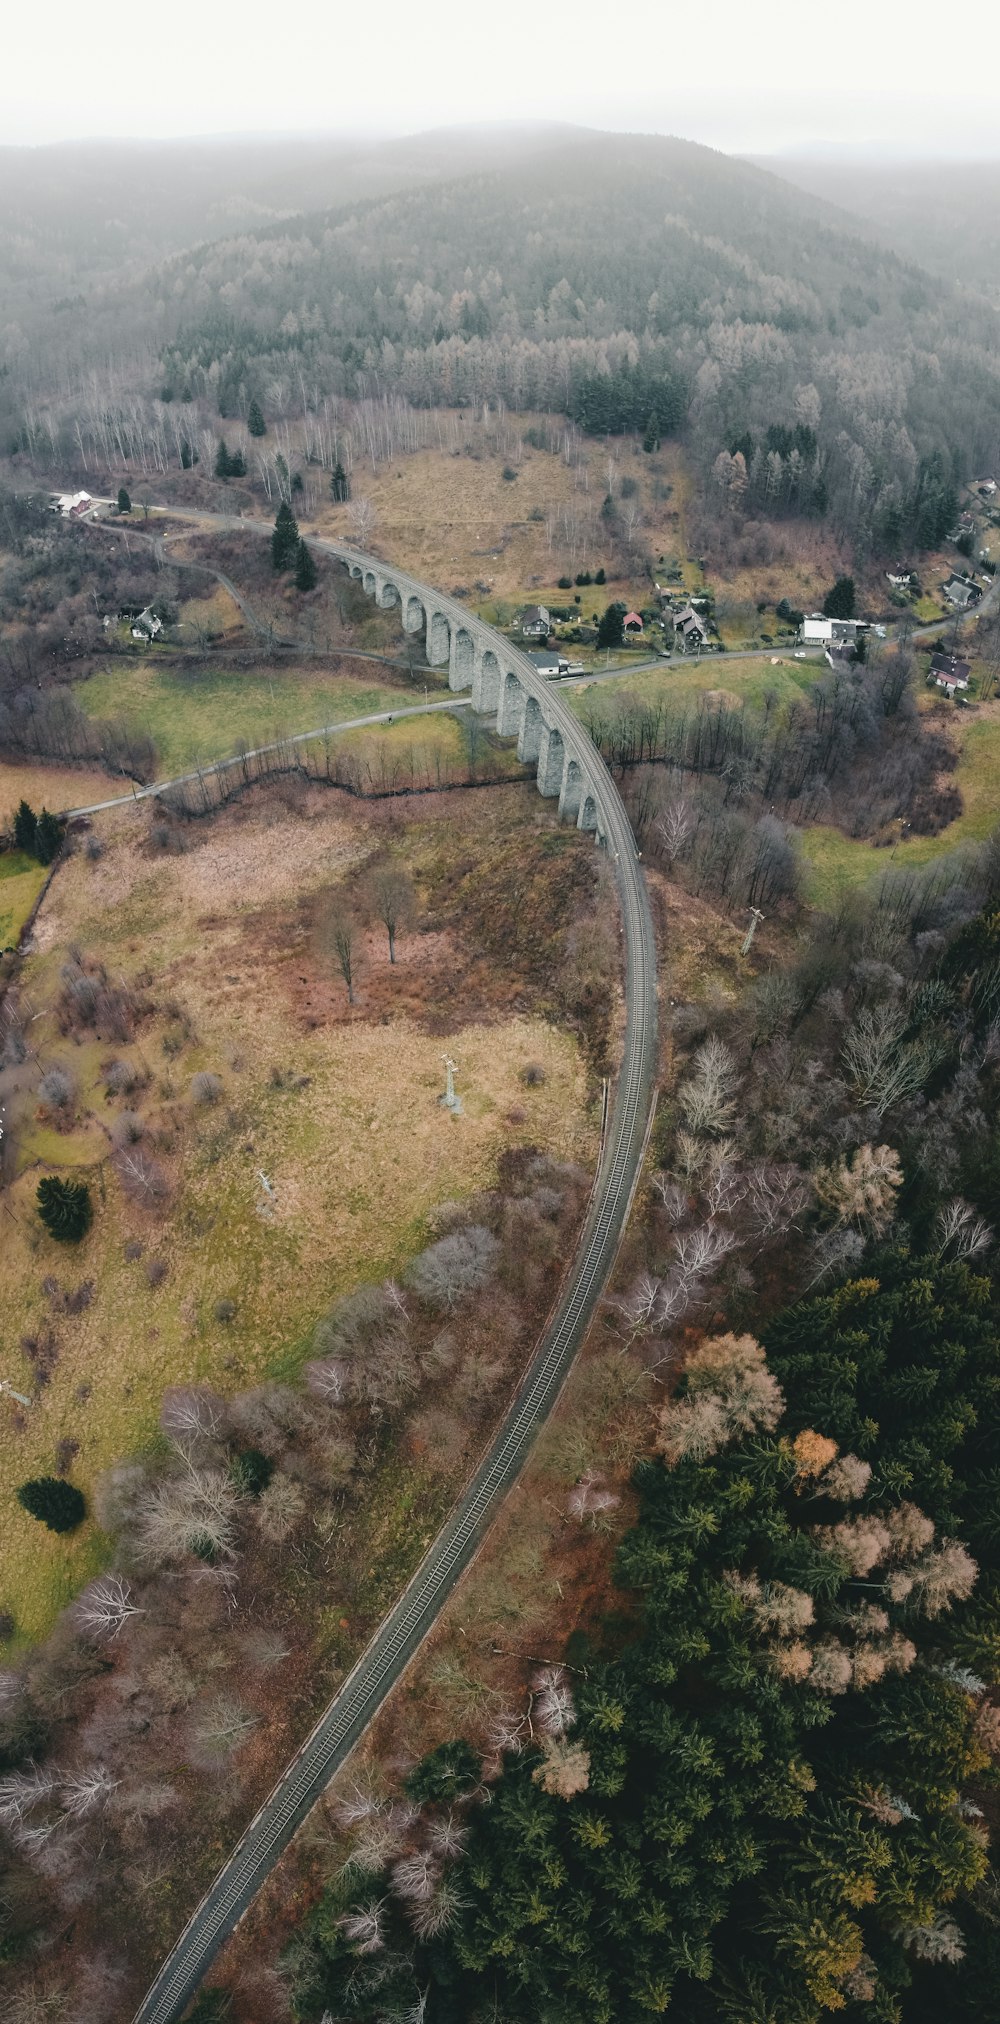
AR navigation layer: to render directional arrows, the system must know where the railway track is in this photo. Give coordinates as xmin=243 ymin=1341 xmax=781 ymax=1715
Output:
xmin=81 ymin=525 xmax=660 ymax=2024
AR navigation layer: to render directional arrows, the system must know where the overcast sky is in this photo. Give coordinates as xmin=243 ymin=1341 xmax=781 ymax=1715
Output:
xmin=4 ymin=0 xmax=997 ymax=155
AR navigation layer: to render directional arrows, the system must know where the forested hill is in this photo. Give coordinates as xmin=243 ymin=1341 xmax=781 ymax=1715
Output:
xmin=5 ymin=126 xmax=1000 ymax=556
xmin=750 ymin=155 xmax=1000 ymax=307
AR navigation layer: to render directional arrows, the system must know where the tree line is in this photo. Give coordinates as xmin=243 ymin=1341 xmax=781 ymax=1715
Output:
xmin=296 ymin=836 xmax=1000 ymax=2023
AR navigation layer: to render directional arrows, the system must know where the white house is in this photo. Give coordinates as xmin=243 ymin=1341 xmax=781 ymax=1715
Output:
xmin=130 ymin=606 xmax=163 ymax=641
xmin=527 ymin=648 xmax=561 ymax=677
xmin=800 ymin=615 xmax=869 ymax=646
xmin=49 ymin=490 xmax=95 ymax=520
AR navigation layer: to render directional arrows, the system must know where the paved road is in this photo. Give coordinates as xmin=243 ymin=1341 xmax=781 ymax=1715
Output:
xmin=128 ymin=532 xmax=659 ymax=2024
xmin=58 ymin=696 xmax=474 ymax=818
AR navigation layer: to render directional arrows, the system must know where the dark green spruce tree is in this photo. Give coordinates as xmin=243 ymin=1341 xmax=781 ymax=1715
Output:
xmin=117 ymin=486 xmax=131 ymax=513
xmin=247 ymin=398 xmax=266 ymax=437
xmin=643 ymin=411 xmax=661 ymax=453
xmin=295 ymin=539 xmax=318 ymax=592
xmin=36 ymin=1176 xmax=92 ymax=1243
xmin=33 ymin=810 xmax=63 ymax=865
xmin=16 ymin=1478 xmax=86 ymax=1533
xmin=13 ymin=799 xmax=36 ymax=853
xmin=272 ymin=500 xmax=300 ymax=570
xmin=331 ymin=461 xmax=349 ymax=502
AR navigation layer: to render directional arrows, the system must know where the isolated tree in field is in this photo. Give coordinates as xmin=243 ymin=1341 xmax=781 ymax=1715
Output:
xmin=13 ymin=798 xmax=36 ymax=852
xmin=295 ymin=538 xmax=318 ymax=592
xmin=36 ymin=1175 xmax=92 ymax=1243
xmin=117 ymin=486 xmax=131 ymax=514
xmin=272 ymin=500 xmax=299 ymax=570
xmin=331 ymin=460 xmax=350 ymax=502
xmin=823 ymin=576 xmax=856 ymax=619
xmin=247 ymin=398 xmax=266 ymax=437
xmin=33 ymin=809 xmax=63 ymax=864
xmin=597 ymin=602 xmax=627 ymax=649
xmin=17 ymin=1476 xmax=86 ymax=1532
xmin=215 ymin=439 xmax=232 ymax=479
xmin=326 ymin=910 xmax=358 ymax=1003
xmin=370 ymin=867 xmax=415 ymax=962
xmin=643 ymin=411 xmax=661 ymax=453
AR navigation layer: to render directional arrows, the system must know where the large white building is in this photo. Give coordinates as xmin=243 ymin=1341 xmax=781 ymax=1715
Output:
xmin=800 ymin=615 xmax=869 ymax=646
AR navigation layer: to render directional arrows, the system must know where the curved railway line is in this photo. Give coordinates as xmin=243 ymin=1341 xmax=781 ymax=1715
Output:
xmin=64 ymin=519 xmax=660 ymax=2024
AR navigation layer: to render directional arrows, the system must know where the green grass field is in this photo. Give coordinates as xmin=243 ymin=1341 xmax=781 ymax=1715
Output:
xmin=0 ymin=849 xmax=48 ymax=949
xmin=76 ymin=661 xmax=442 ymax=778
xmin=566 ymin=660 xmax=1000 ymax=909
xmin=800 ymin=710 xmax=1000 ymax=906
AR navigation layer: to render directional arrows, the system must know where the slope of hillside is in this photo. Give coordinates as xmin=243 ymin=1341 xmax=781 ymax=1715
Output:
xmin=750 ymin=154 xmax=1000 ymax=305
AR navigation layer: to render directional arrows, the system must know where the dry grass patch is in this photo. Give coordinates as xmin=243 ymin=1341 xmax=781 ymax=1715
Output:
xmin=0 ymin=784 xmax=599 ymax=1639
xmin=0 ymin=758 xmax=118 ymax=827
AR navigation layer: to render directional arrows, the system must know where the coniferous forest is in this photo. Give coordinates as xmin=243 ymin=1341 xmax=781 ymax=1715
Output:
xmin=293 ymin=892 xmax=1000 ymax=2024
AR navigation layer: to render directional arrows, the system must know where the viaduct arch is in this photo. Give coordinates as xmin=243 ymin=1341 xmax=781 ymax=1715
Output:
xmin=330 ymin=539 xmax=608 ymax=840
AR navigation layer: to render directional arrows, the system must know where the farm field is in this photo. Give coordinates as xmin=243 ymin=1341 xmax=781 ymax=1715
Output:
xmin=0 ymin=781 xmax=600 ymax=1640
xmin=74 ymin=658 xmax=448 ymax=779
xmin=0 ymin=759 xmax=122 ymax=830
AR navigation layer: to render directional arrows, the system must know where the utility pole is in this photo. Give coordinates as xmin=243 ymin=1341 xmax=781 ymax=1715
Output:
xmin=0 ymin=1379 xmax=33 ymax=1409
xmin=440 ymin=1055 xmax=462 ymax=1116
xmin=741 ymin=908 xmax=765 ymax=956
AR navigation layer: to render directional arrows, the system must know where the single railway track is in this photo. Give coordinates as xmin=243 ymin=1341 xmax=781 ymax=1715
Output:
xmin=76 ymin=522 xmax=660 ymax=2024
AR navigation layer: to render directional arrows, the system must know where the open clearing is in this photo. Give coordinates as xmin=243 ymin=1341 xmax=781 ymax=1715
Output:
xmin=0 ymin=782 xmax=598 ymax=1639
xmin=0 ymin=848 xmax=48 ymax=948
xmin=74 ymin=659 xmax=449 ymax=778
xmin=565 ymin=657 xmax=1000 ymax=906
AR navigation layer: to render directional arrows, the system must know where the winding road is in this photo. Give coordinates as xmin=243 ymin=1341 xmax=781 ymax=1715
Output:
xmin=125 ymin=530 xmax=659 ymax=2024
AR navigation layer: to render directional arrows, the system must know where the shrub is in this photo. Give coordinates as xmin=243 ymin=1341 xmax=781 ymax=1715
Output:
xmin=83 ymin=834 xmax=104 ymax=862
xmin=405 ymin=1739 xmax=481 ymax=1805
xmin=38 ymin=1067 xmax=74 ymax=1111
xmin=501 ymin=465 xmax=517 ymax=481
xmin=521 ymin=1062 xmax=547 ymax=1087
xmin=557 ymin=576 xmax=573 ymax=589
xmin=105 ymin=1058 xmax=140 ymax=1097
xmin=407 ymin=1226 xmax=500 ymax=1310
xmin=231 ymin=1448 xmax=273 ymax=1496
xmin=16 ymin=1476 xmax=86 ymax=1532
xmin=213 ymin=1297 xmax=237 ymax=1323
xmin=36 ymin=1177 xmax=92 ymax=1243
xmin=112 ymin=1110 xmax=145 ymax=1146
xmin=191 ymin=1071 xmax=223 ymax=1106
xmin=145 ymin=1257 xmax=168 ymax=1287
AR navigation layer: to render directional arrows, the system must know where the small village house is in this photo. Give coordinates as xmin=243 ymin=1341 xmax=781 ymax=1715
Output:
xmin=941 ymin=574 xmax=982 ymax=611
xmin=527 ymin=647 xmax=561 ymax=677
xmin=518 ymin=604 xmax=551 ymax=638
xmin=929 ymin=652 xmax=971 ymax=695
xmin=672 ymin=603 xmax=710 ymax=653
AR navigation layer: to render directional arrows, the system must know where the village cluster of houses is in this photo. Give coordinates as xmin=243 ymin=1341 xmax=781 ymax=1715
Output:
xmin=517 ymin=592 xmax=713 ymax=656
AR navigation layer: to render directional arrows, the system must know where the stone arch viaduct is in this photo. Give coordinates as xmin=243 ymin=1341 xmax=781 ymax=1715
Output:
xmin=335 ymin=542 xmax=606 ymax=837
xmin=85 ymin=511 xmax=659 ymax=2024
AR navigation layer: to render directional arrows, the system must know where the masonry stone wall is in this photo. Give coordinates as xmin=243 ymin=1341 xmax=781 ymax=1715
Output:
xmin=330 ymin=543 xmax=607 ymax=845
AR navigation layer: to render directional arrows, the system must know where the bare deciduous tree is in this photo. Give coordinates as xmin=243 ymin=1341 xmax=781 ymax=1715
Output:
xmin=73 ymin=1574 xmax=143 ymax=1641
xmin=370 ymin=868 xmax=415 ymax=963
xmin=346 ymin=497 xmax=378 ymax=545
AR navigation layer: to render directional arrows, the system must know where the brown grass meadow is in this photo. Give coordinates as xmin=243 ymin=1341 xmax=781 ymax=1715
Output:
xmin=0 ymin=779 xmax=602 ymax=1639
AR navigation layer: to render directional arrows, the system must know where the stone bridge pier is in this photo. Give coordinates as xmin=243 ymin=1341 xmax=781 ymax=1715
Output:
xmin=339 ymin=552 xmax=607 ymax=846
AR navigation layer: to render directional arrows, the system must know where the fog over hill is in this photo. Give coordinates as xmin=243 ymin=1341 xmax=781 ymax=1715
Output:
xmin=3 ymin=126 xmax=999 ymax=559
xmin=750 ymin=154 xmax=1000 ymax=306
